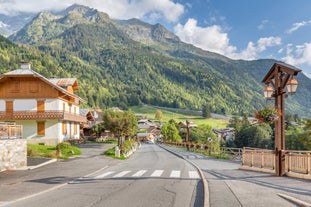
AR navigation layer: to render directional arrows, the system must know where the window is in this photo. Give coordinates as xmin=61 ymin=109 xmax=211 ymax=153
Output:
xmin=74 ymin=123 xmax=77 ymax=134
xmin=6 ymin=101 xmax=13 ymax=113
xmin=37 ymin=100 xmax=45 ymax=112
xmin=62 ymin=122 xmax=67 ymax=135
xmin=37 ymin=122 xmax=45 ymax=136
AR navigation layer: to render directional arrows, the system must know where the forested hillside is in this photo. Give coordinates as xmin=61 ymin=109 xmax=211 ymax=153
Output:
xmin=4 ymin=4 xmax=311 ymax=118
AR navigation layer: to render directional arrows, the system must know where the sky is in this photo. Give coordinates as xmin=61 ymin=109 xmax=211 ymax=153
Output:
xmin=1 ymin=0 xmax=311 ymax=77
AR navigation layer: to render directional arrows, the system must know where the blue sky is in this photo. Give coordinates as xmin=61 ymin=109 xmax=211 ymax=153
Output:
xmin=1 ymin=0 xmax=311 ymax=76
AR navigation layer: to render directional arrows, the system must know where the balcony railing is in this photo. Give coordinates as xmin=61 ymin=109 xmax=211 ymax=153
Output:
xmin=0 ymin=111 xmax=86 ymax=122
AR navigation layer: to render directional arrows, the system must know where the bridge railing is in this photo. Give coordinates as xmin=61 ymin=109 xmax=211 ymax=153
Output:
xmin=285 ymin=151 xmax=311 ymax=175
xmin=241 ymin=147 xmax=311 ymax=179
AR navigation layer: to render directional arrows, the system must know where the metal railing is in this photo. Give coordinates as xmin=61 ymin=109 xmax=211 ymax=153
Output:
xmin=0 ymin=123 xmax=23 ymax=139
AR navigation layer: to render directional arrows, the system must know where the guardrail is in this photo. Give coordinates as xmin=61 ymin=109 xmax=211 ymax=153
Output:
xmin=0 ymin=123 xmax=23 ymax=139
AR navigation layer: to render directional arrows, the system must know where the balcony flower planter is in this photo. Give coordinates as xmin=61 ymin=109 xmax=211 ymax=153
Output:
xmin=255 ymin=107 xmax=280 ymax=123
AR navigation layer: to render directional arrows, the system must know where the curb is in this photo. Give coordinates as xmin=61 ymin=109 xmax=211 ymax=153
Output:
xmin=158 ymin=144 xmax=209 ymax=207
xmin=278 ymin=193 xmax=311 ymax=207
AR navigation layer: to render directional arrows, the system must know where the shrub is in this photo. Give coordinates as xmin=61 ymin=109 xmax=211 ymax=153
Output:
xmin=56 ymin=142 xmax=71 ymax=150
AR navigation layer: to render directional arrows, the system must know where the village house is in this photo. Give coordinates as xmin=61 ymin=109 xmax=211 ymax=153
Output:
xmin=0 ymin=62 xmax=86 ymax=146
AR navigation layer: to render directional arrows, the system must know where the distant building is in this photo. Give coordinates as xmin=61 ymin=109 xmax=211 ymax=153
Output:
xmin=0 ymin=62 xmax=86 ymax=145
xmin=213 ymin=128 xmax=235 ymax=142
xmin=178 ymin=121 xmax=198 ymax=129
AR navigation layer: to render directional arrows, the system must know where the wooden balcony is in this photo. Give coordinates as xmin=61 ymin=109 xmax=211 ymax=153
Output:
xmin=0 ymin=111 xmax=86 ymax=122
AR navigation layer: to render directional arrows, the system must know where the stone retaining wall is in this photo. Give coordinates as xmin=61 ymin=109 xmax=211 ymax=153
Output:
xmin=0 ymin=139 xmax=27 ymax=171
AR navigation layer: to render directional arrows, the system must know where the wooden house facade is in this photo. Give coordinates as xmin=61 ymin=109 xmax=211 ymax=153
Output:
xmin=0 ymin=62 xmax=86 ymax=146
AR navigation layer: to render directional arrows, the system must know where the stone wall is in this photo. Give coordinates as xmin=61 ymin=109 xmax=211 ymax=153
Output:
xmin=0 ymin=139 xmax=27 ymax=171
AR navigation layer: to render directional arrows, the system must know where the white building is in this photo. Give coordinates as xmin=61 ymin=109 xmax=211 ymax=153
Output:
xmin=0 ymin=62 xmax=86 ymax=146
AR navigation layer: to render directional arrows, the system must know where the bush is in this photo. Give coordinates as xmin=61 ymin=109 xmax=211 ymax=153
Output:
xmin=56 ymin=142 xmax=71 ymax=150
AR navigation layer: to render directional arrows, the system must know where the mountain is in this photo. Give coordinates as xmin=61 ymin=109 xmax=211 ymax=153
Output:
xmin=0 ymin=12 xmax=36 ymax=36
xmin=4 ymin=4 xmax=311 ymax=118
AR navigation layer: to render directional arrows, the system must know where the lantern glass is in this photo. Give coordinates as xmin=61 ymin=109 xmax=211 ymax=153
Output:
xmin=286 ymin=78 xmax=298 ymax=94
xmin=264 ymin=85 xmax=273 ymax=99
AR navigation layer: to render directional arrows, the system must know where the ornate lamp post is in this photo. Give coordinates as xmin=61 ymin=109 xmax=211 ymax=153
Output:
xmin=262 ymin=62 xmax=301 ymax=176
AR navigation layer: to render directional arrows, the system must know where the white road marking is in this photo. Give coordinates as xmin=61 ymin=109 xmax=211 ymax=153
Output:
xmin=189 ymin=171 xmax=200 ymax=179
xmin=150 ymin=170 xmax=164 ymax=177
xmin=170 ymin=170 xmax=181 ymax=178
xmin=83 ymin=166 xmax=109 ymax=178
xmin=95 ymin=171 xmax=115 ymax=179
xmin=132 ymin=170 xmax=147 ymax=177
xmin=113 ymin=171 xmax=131 ymax=178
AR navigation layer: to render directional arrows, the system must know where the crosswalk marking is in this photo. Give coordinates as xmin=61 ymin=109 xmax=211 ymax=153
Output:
xmin=170 ymin=170 xmax=181 ymax=178
xmin=189 ymin=171 xmax=200 ymax=179
xmin=132 ymin=170 xmax=147 ymax=177
xmin=113 ymin=170 xmax=131 ymax=178
xmin=150 ymin=170 xmax=164 ymax=177
xmin=90 ymin=170 xmax=200 ymax=179
xmin=95 ymin=171 xmax=115 ymax=179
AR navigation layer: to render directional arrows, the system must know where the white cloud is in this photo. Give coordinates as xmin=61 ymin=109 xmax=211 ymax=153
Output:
xmin=282 ymin=43 xmax=311 ymax=66
xmin=174 ymin=18 xmax=236 ymax=55
xmin=174 ymin=18 xmax=281 ymax=60
xmin=257 ymin=19 xmax=268 ymax=30
xmin=286 ymin=20 xmax=311 ymax=34
xmin=0 ymin=0 xmax=184 ymax=23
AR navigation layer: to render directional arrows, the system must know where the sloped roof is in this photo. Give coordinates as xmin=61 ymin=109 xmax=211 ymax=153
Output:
xmin=0 ymin=64 xmax=84 ymax=103
xmin=49 ymin=78 xmax=78 ymax=90
xmin=80 ymin=109 xmax=95 ymax=121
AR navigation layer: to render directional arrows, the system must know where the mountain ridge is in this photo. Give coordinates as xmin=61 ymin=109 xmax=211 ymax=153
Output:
xmin=2 ymin=4 xmax=311 ymax=118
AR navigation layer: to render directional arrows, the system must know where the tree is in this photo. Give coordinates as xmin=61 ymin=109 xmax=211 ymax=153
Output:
xmin=234 ymin=123 xmax=273 ymax=148
xmin=103 ymin=109 xmax=137 ymax=149
xmin=155 ymin=109 xmax=163 ymax=121
xmin=161 ymin=120 xmax=181 ymax=142
xmin=189 ymin=124 xmax=216 ymax=144
xmin=202 ymin=104 xmax=211 ymax=118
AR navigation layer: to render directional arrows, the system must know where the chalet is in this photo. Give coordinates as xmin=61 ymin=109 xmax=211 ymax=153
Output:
xmin=213 ymin=128 xmax=235 ymax=142
xmin=0 ymin=62 xmax=86 ymax=146
xmin=178 ymin=121 xmax=198 ymax=129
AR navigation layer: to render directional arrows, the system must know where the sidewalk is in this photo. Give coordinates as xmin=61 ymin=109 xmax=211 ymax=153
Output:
xmin=160 ymin=144 xmax=311 ymax=207
xmin=0 ymin=143 xmax=116 ymax=206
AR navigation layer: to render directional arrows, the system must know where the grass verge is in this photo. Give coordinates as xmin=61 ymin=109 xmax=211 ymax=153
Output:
xmin=104 ymin=147 xmax=126 ymax=160
xmin=27 ymin=142 xmax=81 ymax=159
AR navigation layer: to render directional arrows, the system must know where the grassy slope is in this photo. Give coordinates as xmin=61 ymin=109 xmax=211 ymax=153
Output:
xmin=130 ymin=105 xmax=228 ymax=128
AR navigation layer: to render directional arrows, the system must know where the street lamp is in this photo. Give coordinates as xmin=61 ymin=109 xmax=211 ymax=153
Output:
xmin=262 ymin=62 xmax=301 ymax=176
xmin=186 ymin=119 xmax=190 ymax=151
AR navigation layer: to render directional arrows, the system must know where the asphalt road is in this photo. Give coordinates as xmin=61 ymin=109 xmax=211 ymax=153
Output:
xmin=2 ymin=144 xmax=203 ymax=207
xmin=162 ymin=145 xmax=311 ymax=207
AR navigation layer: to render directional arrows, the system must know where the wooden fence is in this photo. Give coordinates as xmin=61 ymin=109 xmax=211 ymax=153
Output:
xmin=161 ymin=142 xmax=311 ymax=179
xmin=0 ymin=123 xmax=23 ymax=139
xmin=241 ymin=147 xmax=311 ymax=179
xmin=161 ymin=141 xmax=242 ymax=160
